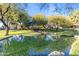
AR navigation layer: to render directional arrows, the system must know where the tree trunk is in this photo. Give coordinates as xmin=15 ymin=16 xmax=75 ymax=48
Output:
xmin=0 ymin=4 xmax=10 ymax=36
xmin=5 ymin=27 xmax=9 ymax=35
xmin=0 ymin=17 xmax=9 ymax=36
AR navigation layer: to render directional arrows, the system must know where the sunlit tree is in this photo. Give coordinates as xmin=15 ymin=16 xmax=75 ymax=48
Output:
xmin=48 ymin=15 xmax=73 ymax=28
xmin=0 ymin=3 xmax=17 ymax=35
xmin=32 ymin=14 xmax=47 ymax=29
xmin=70 ymin=10 xmax=79 ymax=24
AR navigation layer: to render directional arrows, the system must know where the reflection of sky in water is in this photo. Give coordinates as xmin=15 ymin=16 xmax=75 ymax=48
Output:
xmin=64 ymin=48 xmax=70 ymax=56
xmin=28 ymin=47 xmax=70 ymax=56
xmin=28 ymin=48 xmax=51 ymax=56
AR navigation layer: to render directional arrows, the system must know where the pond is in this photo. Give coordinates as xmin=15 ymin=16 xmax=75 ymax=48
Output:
xmin=0 ymin=32 xmax=76 ymax=56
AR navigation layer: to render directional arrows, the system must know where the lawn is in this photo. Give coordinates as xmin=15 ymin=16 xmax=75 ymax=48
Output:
xmin=0 ymin=30 xmax=40 ymax=39
xmin=45 ymin=29 xmax=78 ymax=37
xmin=0 ymin=29 xmax=78 ymax=39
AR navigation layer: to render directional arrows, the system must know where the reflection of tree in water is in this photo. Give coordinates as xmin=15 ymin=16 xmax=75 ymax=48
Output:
xmin=0 ymin=34 xmax=74 ymax=56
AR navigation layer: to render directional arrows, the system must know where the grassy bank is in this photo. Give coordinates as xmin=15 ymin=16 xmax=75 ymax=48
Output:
xmin=0 ymin=30 xmax=40 ymax=39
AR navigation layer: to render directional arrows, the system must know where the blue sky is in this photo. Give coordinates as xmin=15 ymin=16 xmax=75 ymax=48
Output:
xmin=18 ymin=3 xmax=79 ymax=16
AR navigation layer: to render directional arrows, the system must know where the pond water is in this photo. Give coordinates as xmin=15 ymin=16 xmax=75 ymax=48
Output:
xmin=0 ymin=33 xmax=75 ymax=56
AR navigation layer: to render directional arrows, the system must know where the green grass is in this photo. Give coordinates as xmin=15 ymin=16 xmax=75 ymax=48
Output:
xmin=0 ymin=28 xmax=78 ymax=43
xmin=0 ymin=30 xmax=40 ymax=39
xmin=0 ymin=28 xmax=78 ymax=39
xmin=44 ymin=29 xmax=78 ymax=38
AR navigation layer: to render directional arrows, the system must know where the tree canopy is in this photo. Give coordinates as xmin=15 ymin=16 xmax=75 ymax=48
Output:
xmin=70 ymin=10 xmax=79 ymax=24
xmin=48 ymin=15 xmax=73 ymax=27
xmin=32 ymin=14 xmax=47 ymax=27
xmin=0 ymin=3 xmax=30 ymax=35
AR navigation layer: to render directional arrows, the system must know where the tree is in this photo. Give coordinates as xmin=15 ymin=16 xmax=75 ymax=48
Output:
xmin=4 ymin=5 xmax=19 ymax=30
xmin=17 ymin=9 xmax=30 ymax=29
xmin=0 ymin=4 xmax=11 ymax=35
xmin=32 ymin=14 xmax=47 ymax=29
xmin=48 ymin=15 xmax=73 ymax=28
xmin=68 ymin=10 xmax=79 ymax=29
xmin=69 ymin=10 xmax=79 ymax=24
xmin=0 ymin=3 xmax=19 ymax=35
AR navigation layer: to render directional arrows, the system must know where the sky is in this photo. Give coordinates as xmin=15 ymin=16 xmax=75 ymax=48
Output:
xmin=1 ymin=3 xmax=79 ymax=27
xmin=18 ymin=3 xmax=79 ymax=16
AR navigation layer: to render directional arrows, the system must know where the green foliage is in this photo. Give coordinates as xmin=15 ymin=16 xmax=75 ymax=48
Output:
xmin=48 ymin=15 xmax=73 ymax=27
xmin=17 ymin=9 xmax=30 ymax=27
xmin=32 ymin=14 xmax=47 ymax=27
xmin=0 ymin=3 xmax=30 ymax=30
xmin=0 ymin=4 xmax=18 ymax=22
xmin=70 ymin=10 xmax=79 ymax=24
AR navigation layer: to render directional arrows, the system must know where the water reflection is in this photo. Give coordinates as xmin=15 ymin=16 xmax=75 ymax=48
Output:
xmin=64 ymin=48 xmax=70 ymax=56
xmin=45 ymin=33 xmax=55 ymax=41
xmin=28 ymin=48 xmax=51 ymax=56
xmin=0 ymin=33 xmax=74 ymax=56
xmin=10 ymin=35 xmax=24 ymax=42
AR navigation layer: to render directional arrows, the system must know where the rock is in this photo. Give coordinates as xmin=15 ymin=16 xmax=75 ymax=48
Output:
xmin=48 ymin=51 xmax=64 ymax=56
